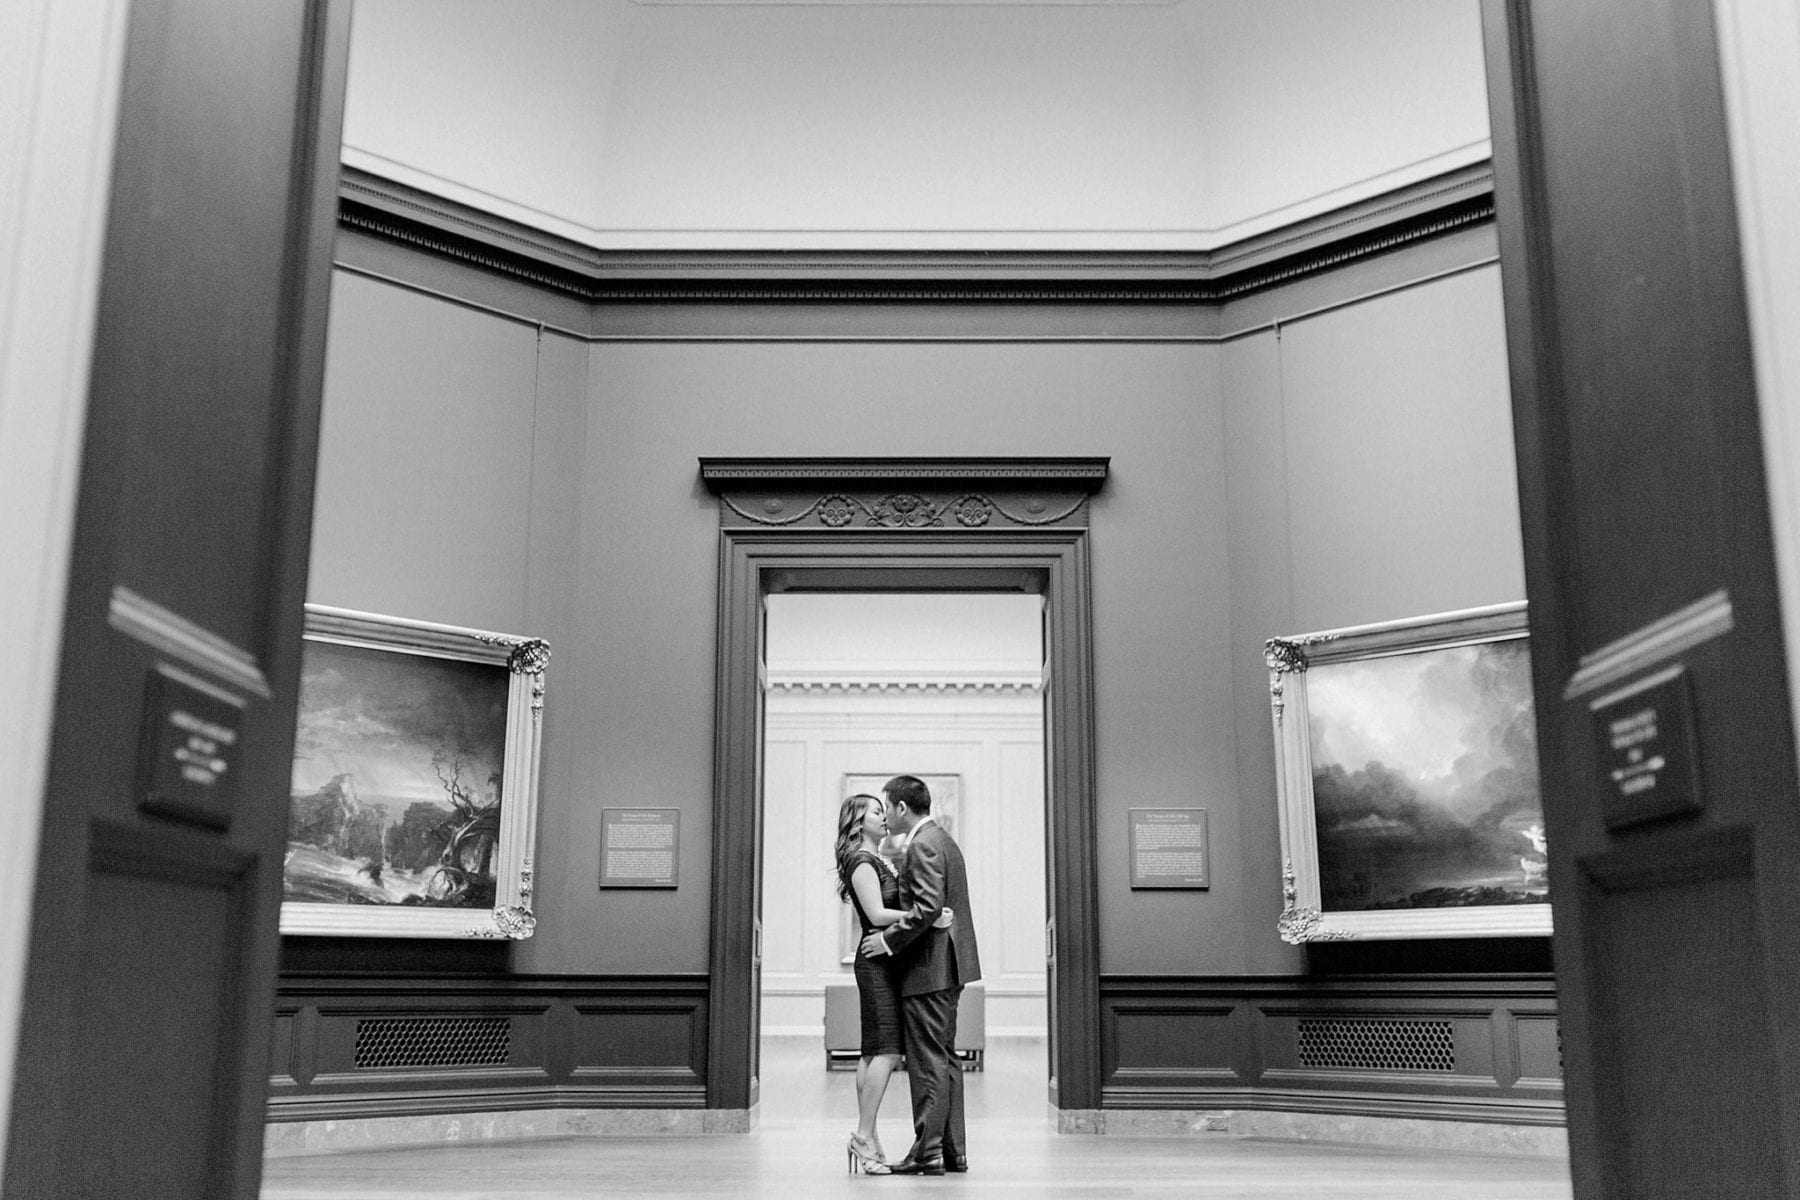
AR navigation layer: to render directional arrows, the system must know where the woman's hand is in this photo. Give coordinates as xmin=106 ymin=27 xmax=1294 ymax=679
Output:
xmin=932 ymin=906 xmax=955 ymax=930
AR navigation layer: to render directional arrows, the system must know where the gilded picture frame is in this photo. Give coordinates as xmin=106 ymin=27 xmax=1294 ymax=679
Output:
xmin=279 ymin=604 xmax=548 ymax=939
xmin=1266 ymin=601 xmax=1550 ymax=942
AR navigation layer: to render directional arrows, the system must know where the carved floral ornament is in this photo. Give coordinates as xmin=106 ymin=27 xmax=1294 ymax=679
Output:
xmin=472 ymin=635 xmax=552 ymax=724
xmin=1262 ymin=637 xmax=1311 ymax=675
xmin=720 ymin=491 xmax=1087 ymax=530
xmin=506 ymin=639 xmax=552 ymax=676
xmin=1263 ymin=632 xmax=1339 ymax=725
xmin=468 ymin=857 xmax=536 ymax=939
xmin=1277 ymin=859 xmax=1354 ymax=944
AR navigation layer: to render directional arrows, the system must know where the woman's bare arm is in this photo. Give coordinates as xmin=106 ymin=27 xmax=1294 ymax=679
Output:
xmin=850 ymin=862 xmax=908 ymax=927
xmin=850 ymin=862 xmax=954 ymax=934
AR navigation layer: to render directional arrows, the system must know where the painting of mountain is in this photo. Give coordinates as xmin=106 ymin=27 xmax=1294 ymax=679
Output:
xmin=1306 ymin=637 xmax=1547 ymax=912
xmin=284 ymin=638 xmax=508 ymax=909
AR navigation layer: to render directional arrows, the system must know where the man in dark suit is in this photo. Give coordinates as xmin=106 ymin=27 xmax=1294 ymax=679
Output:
xmin=860 ymin=774 xmax=982 ymax=1176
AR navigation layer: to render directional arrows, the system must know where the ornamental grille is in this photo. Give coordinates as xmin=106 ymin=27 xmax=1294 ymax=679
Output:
xmin=1297 ymin=1018 xmax=1455 ymax=1072
xmin=354 ymin=1016 xmax=511 ymax=1070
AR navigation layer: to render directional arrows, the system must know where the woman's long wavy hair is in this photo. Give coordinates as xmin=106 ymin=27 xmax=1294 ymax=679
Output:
xmin=834 ymin=793 xmax=883 ymax=903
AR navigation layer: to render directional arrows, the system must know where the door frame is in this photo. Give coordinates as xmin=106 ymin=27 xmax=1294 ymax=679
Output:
xmin=1483 ymin=0 xmax=1800 ymax=1191
xmin=2 ymin=0 xmax=351 ymax=1192
xmin=702 ymin=458 xmax=1107 ymax=1114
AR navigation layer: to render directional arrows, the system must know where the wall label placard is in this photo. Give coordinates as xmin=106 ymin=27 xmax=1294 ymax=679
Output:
xmin=136 ymin=663 xmax=245 ymax=830
xmin=1129 ymin=808 xmax=1209 ymax=888
xmin=600 ymin=807 xmax=680 ymax=888
xmin=1590 ymin=664 xmax=1704 ymax=829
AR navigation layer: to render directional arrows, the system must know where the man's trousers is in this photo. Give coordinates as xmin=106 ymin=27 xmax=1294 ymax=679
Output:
xmin=900 ymin=986 xmax=964 ymax=1161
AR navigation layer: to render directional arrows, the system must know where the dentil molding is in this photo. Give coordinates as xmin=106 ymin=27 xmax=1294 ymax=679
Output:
xmin=337 ymin=162 xmax=1494 ymax=302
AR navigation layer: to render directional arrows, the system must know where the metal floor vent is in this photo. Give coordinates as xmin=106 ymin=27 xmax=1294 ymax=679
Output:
xmin=355 ymin=1016 xmax=511 ymax=1070
xmin=1297 ymin=1018 xmax=1455 ymax=1072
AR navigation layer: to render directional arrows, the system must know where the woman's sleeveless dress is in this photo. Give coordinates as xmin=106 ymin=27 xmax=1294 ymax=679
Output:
xmin=846 ymin=848 xmax=905 ymax=1057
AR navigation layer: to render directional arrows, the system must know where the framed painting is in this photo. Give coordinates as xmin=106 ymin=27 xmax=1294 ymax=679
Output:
xmin=838 ymin=773 xmax=961 ymax=964
xmin=1265 ymin=601 xmax=1549 ymax=941
xmin=280 ymin=605 xmax=549 ymax=939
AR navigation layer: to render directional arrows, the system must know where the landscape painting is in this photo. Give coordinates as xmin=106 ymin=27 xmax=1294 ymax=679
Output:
xmin=286 ymin=640 xmax=508 ymax=910
xmin=281 ymin=605 xmax=548 ymax=939
xmin=1306 ymin=639 xmax=1545 ymax=911
xmin=1267 ymin=601 xmax=1551 ymax=940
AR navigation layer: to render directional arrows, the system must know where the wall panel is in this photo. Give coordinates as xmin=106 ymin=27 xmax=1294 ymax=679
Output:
xmin=1108 ymin=1002 xmax=1240 ymax=1084
xmin=269 ymin=975 xmax=708 ymax=1121
xmin=1276 ymin=265 xmax=1524 ymax=631
xmin=1218 ymin=262 xmax=1525 ymax=975
xmin=307 ymin=271 xmax=539 ymax=632
xmin=569 ymin=998 xmax=706 ymax=1092
xmin=1101 ymin=975 xmax=1561 ymax=1124
xmin=759 ymin=736 xmax=812 ymax=984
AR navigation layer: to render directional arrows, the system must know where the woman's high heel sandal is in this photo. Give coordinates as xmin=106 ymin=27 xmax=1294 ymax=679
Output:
xmin=847 ymin=1133 xmax=891 ymax=1174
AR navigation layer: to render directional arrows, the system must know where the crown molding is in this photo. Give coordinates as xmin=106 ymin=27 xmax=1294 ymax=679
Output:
xmin=336 ymin=163 xmax=1493 ymax=302
xmin=766 ymin=673 xmax=1043 ymax=696
xmin=698 ymin=456 xmax=1109 ymax=489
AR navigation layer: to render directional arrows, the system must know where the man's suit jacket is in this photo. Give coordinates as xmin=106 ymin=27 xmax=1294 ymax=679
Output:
xmin=881 ymin=819 xmax=982 ymax=997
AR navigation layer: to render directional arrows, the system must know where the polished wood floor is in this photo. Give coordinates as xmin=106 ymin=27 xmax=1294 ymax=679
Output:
xmin=261 ymin=1037 xmax=1574 ymax=1199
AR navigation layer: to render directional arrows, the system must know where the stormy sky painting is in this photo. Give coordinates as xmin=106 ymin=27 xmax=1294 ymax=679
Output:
xmin=1306 ymin=638 xmax=1547 ymax=912
xmin=291 ymin=641 xmax=507 ymax=804
xmin=285 ymin=640 xmax=509 ymax=906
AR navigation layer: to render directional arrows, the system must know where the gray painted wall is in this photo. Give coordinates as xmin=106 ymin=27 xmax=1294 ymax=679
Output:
xmin=1221 ymin=261 xmax=1525 ymax=972
xmin=555 ymin=340 xmax=1232 ymax=974
xmin=306 ymin=245 xmax=1523 ymax=981
xmin=309 ymin=273 xmax=543 ymax=631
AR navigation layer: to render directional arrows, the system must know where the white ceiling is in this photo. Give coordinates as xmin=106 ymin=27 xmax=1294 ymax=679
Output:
xmin=341 ymin=0 xmax=1491 ymax=250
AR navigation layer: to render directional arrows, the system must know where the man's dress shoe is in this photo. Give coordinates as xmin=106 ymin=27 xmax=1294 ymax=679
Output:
xmin=945 ymin=1155 xmax=968 ymax=1173
xmin=887 ymin=1155 xmax=946 ymax=1176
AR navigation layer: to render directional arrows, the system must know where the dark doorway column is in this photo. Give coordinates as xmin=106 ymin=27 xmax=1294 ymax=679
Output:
xmin=1484 ymin=2 xmax=1800 ymax=1194
xmin=4 ymin=1 xmax=351 ymax=1196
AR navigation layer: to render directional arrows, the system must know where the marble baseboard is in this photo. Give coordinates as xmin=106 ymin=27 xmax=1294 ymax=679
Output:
xmin=265 ymin=1107 xmax=755 ymax=1158
xmin=1055 ymin=1107 xmax=1568 ymax=1159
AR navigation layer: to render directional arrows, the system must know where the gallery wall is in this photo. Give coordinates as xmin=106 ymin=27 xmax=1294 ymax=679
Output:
xmin=552 ymin=336 xmax=1235 ymax=975
xmin=302 ymin=271 xmax=594 ymax=976
xmin=336 ymin=0 xmax=1489 ymax=249
xmin=307 ymin=273 xmax=551 ymax=632
xmin=301 ymin=228 xmax=1525 ymax=985
xmin=1219 ymin=241 xmax=1526 ymax=973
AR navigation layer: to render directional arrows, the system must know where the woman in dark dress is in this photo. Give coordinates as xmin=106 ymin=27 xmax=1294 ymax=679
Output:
xmin=834 ymin=792 xmax=944 ymax=1174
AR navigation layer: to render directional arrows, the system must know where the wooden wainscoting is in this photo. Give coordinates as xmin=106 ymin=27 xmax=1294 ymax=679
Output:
xmin=1100 ymin=975 xmax=1561 ymax=1125
xmin=268 ymin=974 xmax=709 ymax=1122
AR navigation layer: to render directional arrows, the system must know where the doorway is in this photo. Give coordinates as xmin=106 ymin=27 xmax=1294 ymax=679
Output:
xmin=700 ymin=454 xmax=1108 ymax=1118
xmin=758 ymin=591 xmax=1049 ymax=1122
